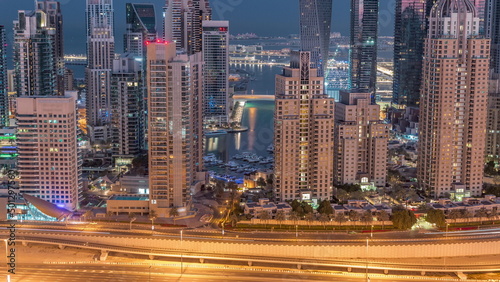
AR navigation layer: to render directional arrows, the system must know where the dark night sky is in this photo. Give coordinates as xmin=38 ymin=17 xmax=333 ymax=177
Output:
xmin=0 ymin=0 xmax=396 ymax=54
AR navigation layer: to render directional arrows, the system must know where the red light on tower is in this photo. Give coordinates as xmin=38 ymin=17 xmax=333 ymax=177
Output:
xmin=219 ymin=27 xmax=227 ymax=32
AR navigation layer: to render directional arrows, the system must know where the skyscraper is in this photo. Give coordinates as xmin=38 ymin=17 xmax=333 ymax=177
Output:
xmin=334 ymin=91 xmax=388 ymax=188
xmin=350 ymin=0 xmax=379 ymax=98
xmin=274 ymin=51 xmax=335 ymax=202
xmin=485 ymin=0 xmax=500 ymax=159
xmin=124 ymin=3 xmax=157 ymax=59
xmin=0 ymin=26 xmax=7 ymax=127
xmin=35 ymin=0 xmax=65 ymax=96
xmin=86 ymin=0 xmax=115 ymax=142
xmin=392 ymin=0 xmax=430 ymax=108
xmin=17 ymin=96 xmax=81 ymax=211
xmin=111 ymin=54 xmax=144 ymax=159
xmin=485 ymin=0 xmax=499 ymax=74
xmin=147 ymin=40 xmax=204 ymax=216
xmin=163 ymin=0 xmax=212 ymax=55
xmin=299 ymin=0 xmax=333 ymax=77
xmin=202 ymin=20 xmax=229 ymax=122
xmin=418 ymin=0 xmax=489 ymax=199
xmin=14 ymin=9 xmax=57 ymax=97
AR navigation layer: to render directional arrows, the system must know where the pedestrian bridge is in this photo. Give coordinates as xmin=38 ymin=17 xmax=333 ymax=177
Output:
xmin=232 ymin=94 xmax=275 ymax=101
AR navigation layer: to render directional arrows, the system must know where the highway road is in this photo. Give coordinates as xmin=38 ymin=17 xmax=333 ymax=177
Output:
xmin=9 ymin=263 xmax=463 ymax=282
xmin=4 ymin=223 xmax=500 ymax=246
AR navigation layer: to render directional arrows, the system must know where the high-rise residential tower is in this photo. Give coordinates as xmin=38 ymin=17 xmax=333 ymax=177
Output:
xmin=485 ymin=0 xmax=500 ymax=159
xmin=163 ymin=0 xmax=212 ymax=55
xmin=147 ymin=41 xmax=204 ymax=216
xmin=202 ymin=21 xmax=229 ymax=122
xmin=418 ymin=0 xmax=490 ymax=199
xmin=86 ymin=0 xmax=115 ymax=142
xmin=17 ymin=96 xmax=81 ymax=211
xmin=124 ymin=3 xmax=157 ymax=59
xmin=299 ymin=0 xmax=333 ymax=77
xmin=111 ymin=54 xmax=144 ymax=159
xmin=274 ymin=51 xmax=335 ymax=202
xmin=0 ymin=26 xmax=7 ymax=127
xmin=392 ymin=0 xmax=430 ymax=108
xmin=14 ymin=9 xmax=57 ymax=97
xmin=35 ymin=0 xmax=65 ymax=96
xmin=350 ymin=0 xmax=379 ymax=99
xmin=334 ymin=91 xmax=388 ymax=188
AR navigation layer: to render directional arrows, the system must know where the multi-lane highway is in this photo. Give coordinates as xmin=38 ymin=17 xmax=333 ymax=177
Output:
xmin=10 ymin=263 xmax=466 ymax=282
xmin=4 ymin=222 xmax=500 ymax=246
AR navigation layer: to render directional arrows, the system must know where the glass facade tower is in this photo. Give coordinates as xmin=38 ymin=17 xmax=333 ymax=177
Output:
xmin=299 ymin=0 xmax=333 ymax=77
xmin=350 ymin=0 xmax=379 ymax=98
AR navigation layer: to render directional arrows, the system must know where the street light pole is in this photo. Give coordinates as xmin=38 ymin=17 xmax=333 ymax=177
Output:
xmin=370 ymin=225 xmax=373 ymax=238
xmin=295 ymin=225 xmax=298 ymax=239
xmin=446 ymin=223 xmax=449 ymax=237
xmin=180 ymin=230 xmax=183 ymax=275
xmin=366 ymin=238 xmax=369 ymax=282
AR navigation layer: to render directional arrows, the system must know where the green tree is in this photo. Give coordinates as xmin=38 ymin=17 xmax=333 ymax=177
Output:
xmin=361 ymin=210 xmax=373 ymax=227
xmin=169 ymin=207 xmax=179 ymax=224
xmin=275 ymin=210 xmax=286 ymax=228
xmin=377 ymin=210 xmax=390 ymax=229
xmin=336 ymin=189 xmax=349 ymax=203
xmin=334 ymin=213 xmax=347 ymax=226
xmin=391 ymin=210 xmax=417 ymax=230
xmin=447 ymin=209 xmax=462 ymax=223
xmin=266 ymin=176 xmax=273 ymax=185
xmin=291 ymin=200 xmax=301 ymax=212
xmin=318 ymin=199 xmax=333 ymax=215
xmin=256 ymin=177 xmax=267 ymax=188
xmin=348 ymin=210 xmax=360 ymax=222
xmin=301 ymin=202 xmax=314 ymax=215
xmin=425 ymin=209 xmax=446 ymax=228
xmin=485 ymin=160 xmax=497 ymax=175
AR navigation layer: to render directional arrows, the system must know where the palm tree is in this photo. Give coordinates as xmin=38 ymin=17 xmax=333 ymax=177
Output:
xmin=258 ymin=210 xmax=271 ymax=227
xmin=460 ymin=209 xmax=473 ymax=223
xmin=275 ymin=210 xmax=286 ymax=228
xmin=305 ymin=213 xmax=315 ymax=229
xmin=334 ymin=213 xmax=347 ymax=226
xmin=149 ymin=209 xmax=158 ymax=231
xmin=128 ymin=212 xmax=137 ymax=230
xmin=170 ymin=207 xmax=179 ymax=224
xmin=361 ymin=210 xmax=373 ymax=228
xmin=475 ymin=208 xmax=489 ymax=224
xmin=348 ymin=210 xmax=360 ymax=222
xmin=318 ymin=213 xmax=329 ymax=229
xmin=447 ymin=209 xmax=461 ymax=224
xmin=230 ymin=213 xmax=239 ymax=227
xmin=289 ymin=211 xmax=300 ymax=225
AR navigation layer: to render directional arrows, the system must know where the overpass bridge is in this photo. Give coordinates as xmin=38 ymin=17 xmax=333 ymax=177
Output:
xmin=232 ymin=94 xmax=275 ymax=101
xmin=13 ymin=236 xmax=500 ymax=277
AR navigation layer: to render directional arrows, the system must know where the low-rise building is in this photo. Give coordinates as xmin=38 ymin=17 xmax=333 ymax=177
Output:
xmin=243 ymin=198 xmax=292 ymax=218
xmin=106 ymin=194 xmax=149 ymax=215
xmin=428 ymin=196 xmax=500 ymax=215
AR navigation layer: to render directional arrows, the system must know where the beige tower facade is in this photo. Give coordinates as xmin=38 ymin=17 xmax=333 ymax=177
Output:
xmin=334 ymin=91 xmax=388 ymax=188
xmin=274 ymin=51 xmax=335 ymax=202
xmin=17 ymin=96 xmax=81 ymax=211
xmin=147 ymin=40 xmax=204 ymax=216
xmin=418 ymin=0 xmax=490 ymax=198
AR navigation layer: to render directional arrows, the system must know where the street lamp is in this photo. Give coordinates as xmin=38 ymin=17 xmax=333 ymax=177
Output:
xmin=370 ymin=225 xmax=373 ymax=238
xmin=295 ymin=225 xmax=298 ymax=239
xmin=446 ymin=223 xmax=450 ymax=237
xmin=180 ymin=230 xmax=183 ymax=275
xmin=366 ymin=238 xmax=369 ymax=282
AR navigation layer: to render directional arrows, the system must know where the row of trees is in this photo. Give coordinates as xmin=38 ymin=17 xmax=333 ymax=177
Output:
xmin=253 ymin=208 xmax=392 ymax=229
